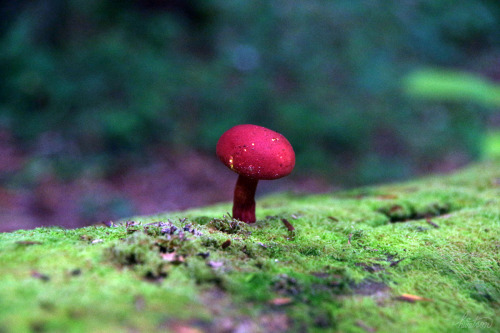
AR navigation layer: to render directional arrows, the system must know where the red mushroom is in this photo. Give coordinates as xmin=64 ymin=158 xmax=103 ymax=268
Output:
xmin=216 ymin=124 xmax=295 ymax=223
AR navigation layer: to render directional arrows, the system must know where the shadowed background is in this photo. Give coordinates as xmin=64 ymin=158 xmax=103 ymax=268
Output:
xmin=1 ymin=0 xmax=499 ymax=231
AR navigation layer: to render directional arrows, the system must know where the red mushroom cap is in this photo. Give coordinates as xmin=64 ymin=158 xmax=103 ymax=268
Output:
xmin=216 ymin=124 xmax=295 ymax=180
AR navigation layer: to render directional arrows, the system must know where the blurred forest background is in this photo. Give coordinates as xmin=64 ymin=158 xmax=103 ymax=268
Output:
xmin=1 ymin=0 xmax=499 ymax=231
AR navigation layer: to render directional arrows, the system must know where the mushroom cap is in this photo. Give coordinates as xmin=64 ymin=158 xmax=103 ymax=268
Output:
xmin=216 ymin=124 xmax=295 ymax=180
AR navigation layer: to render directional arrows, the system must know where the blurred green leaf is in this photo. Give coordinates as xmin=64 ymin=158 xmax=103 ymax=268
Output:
xmin=483 ymin=130 xmax=500 ymax=159
xmin=404 ymin=69 xmax=500 ymax=107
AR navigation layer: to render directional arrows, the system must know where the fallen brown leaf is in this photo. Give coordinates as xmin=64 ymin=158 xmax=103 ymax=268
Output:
xmin=389 ymin=205 xmax=403 ymax=213
xmin=269 ymin=297 xmax=293 ymax=306
xmin=397 ymin=293 xmax=432 ymax=302
xmin=161 ymin=252 xmax=185 ymax=264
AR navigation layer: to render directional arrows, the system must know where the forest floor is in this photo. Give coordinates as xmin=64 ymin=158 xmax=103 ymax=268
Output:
xmin=0 ymin=128 xmax=469 ymax=233
xmin=0 ymin=160 xmax=498 ymax=332
xmin=0 ymin=139 xmax=332 ymax=232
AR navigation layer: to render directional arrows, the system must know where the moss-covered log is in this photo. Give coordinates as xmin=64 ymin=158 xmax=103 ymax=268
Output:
xmin=1 ymin=161 xmax=499 ymax=332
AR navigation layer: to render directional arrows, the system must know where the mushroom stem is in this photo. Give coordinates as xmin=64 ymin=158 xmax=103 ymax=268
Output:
xmin=233 ymin=175 xmax=258 ymax=223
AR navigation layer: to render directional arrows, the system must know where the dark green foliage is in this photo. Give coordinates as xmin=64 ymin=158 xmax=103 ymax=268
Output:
xmin=1 ymin=1 xmax=499 ymax=184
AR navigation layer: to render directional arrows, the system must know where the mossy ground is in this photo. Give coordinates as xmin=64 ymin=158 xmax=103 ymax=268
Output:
xmin=1 ymin=161 xmax=499 ymax=333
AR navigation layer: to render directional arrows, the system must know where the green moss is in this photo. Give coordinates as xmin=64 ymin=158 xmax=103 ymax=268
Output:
xmin=1 ymin=161 xmax=499 ymax=332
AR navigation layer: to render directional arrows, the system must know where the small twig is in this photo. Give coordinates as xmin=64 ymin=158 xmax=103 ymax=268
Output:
xmin=426 ymin=218 xmax=440 ymax=228
xmin=348 ymin=233 xmax=352 ymax=245
xmin=390 ymin=258 xmax=405 ymax=267
xmin=16 ymin=241 xmax=42 ymax=246
xmin=282 ymin=218 xmax=295 ymax=231
xmin=31 ymin=271 xmax=50 ymax=282
xmin=221 ymin=239 xmax=231 ymax=249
